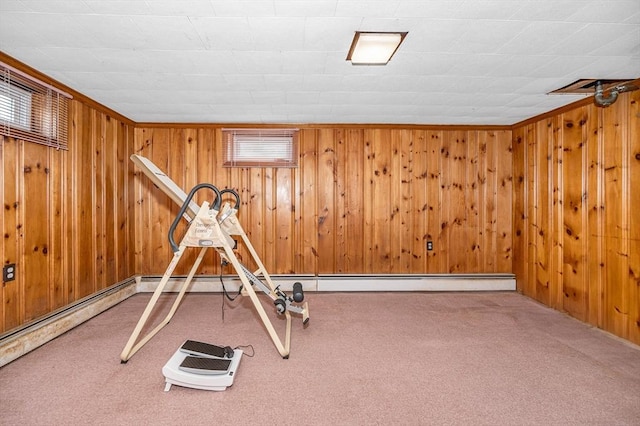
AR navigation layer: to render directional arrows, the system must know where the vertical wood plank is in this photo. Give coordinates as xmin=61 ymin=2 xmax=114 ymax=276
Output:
xmin=73 ymin=103 xmax=96 ymax=299
xmin=373 ymin=129 xmax=392 ymax=272
xmin=446 ymin=131 xmax=467 ymax=273
xmin=22 ymin=142 xmax=50 ymax=321
xmin=627 ymin=90 xmax=640 ymax=343
xmin=94 ymin=112 xmax=106 ymax=291
xmin=299 ymin=129 xmax=318 ymax=274
xmin=512 ymin=127 xmax=528 ymax=293
xmin=425 ymin=130 xmax=442 ymax=272
xmin=49 ymin=144 xmax=66 ymax=311
xmin=495 ymin=131 xmax=513 ymax=273
xmin=275 ymin=167 xmax=295 ymax=274
xmin=602 ymin=101 xmax=627 ymax=336
xmin=410 ymin=130 xmax=427 ymax=273
xmin=534 ymin=120 xmax=552 ymax=304
xmin=466 ymin=131 xmax=480 ymax=271
xmin=586 ymin=105 xmax=604 ymax=327
xmin=551 ymin=117 xmax=564 ymax=309
xmin=316 ymin=128 xmax=336 ymax=273
xmin=344 ymin=129 xmax=364 ymax=273
xmin=561 ymin=108 xmax=588 ymax=321
xmin=2 ymin=137 xmax=20 ymax=330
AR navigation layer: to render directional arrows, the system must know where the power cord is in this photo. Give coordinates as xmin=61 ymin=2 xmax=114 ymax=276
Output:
xmin=220 ymin=261 xmax=243 ymax=322
xmin=234 ymin=344 xmax=255 ymax=358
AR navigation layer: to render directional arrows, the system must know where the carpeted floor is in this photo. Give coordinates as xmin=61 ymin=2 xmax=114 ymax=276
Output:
xmin=1 ymin=291 xmax=639 ymax=425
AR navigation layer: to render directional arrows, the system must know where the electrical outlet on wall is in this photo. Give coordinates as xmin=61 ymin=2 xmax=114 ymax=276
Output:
xmin=3 ymin=263 xmax=16 ymax=282
xmin=426 ymin=241 xmax=433 ymax=251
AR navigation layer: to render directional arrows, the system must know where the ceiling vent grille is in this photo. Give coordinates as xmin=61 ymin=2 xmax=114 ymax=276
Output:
xmin=550 ymin=78 xmax=639 ymax=107
xmin=549 ymin=79 xmax=636 ymax=94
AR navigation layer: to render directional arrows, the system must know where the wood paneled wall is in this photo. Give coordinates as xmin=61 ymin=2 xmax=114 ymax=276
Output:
xmin=513 ymin=90 xmax=640 ymax=345
xmin=0 ymin=100 xmax=135 ymax=333
xmin=133 ymin=126 xmax=513 ymax=276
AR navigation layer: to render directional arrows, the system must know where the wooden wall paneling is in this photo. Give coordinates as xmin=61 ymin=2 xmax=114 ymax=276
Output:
xmin=129 ymin=125 xmax=515 ymax=278
xmin=477 ymin=131 xmax=492 ymax=272
xmin=526 ymin=124 xmax=538 ymax=299
xmin=197 ymin=128 xmax=220 ymax=275
xmin=395 ymin=129 xmax=413 ymax=273
xmin=167 ymin=128 xmax=194 ymax=276
xmin=1 ymin=138 xmax=5 ymax=331
xmin=72 ymin=102 xmax=96 ymax=299
xmin=586 ymin=105 xmax=604 ymax=327
xmin=409 ymin=130 xmax=426 ymax=273
xmin=275 ymin=167 xmax=295 ymax=274
xmin=103 ymin=116 xmax=117 ymax=287
xmin=2 ymin=137 xmax=20 ymax=331
xmin=0 ymin=137 xmax=4 ymax=332
xmin=133 ymin=128 xmax=151 ymax=274
xmin=512 ymin=127 xmax=528 ymax=293
xmin=390 ymin=130 xmax=403 ymax=272
xmin=372 ymin=129 xmax=393 ymax=272
xmin=333 ymin=129 xmax=347 ymax=274
xmin=93 ymin=111 xmax=105 ymax=291
xmin=425 ymin=131 xmax=442 ymax=272
xmin=602 ymin=102 xmax=628 ymax=338
xmin=533 ymin=120 xmax=552 ymax=305
xmin=49 ymin=140 xmax=67 ymax=311
xmin=121 ymin=122 xmax=135 ymax=279
xmin=22 ymin=142 xmax=50 ymax=321
xmin=298 ymin=129 xmax=318 ymax=274
xmin=561 ymin=108 xmax=588 ymax=321
xmin=495 ymin=131 xmax=513 ymax=273
xmin=316 ymin=128 xmax=336 ymax=274
xmin=343 ymin=129 xmax=364 ymax=273
xmin=263 ymin=166 xmax=277 ymax=273
xmin=446 ymin=131 xmax=468 ymax=273
xmin=362 ymin=130 xmax=375 ymax=272
xmin=549 ymin=117 xmax=564 ymax=309
xmin=627 ymin=90 xmax=640 ymax=343
xmin=148 ymin=129 xmax=175 ymax=274
xmin=466 ymin=131 xmax=480 ymax=271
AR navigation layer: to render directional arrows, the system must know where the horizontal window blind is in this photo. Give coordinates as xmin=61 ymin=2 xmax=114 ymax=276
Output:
xmin=0 ymin=61 xmax=71 ymax=150
xmin=222 ymin=128 xmax=298 ymax=168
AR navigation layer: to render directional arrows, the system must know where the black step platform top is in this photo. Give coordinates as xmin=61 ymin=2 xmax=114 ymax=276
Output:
xmin=180 ymin=340 xmax=226 ymax=358
xmin=178 ymin=356 xmax=231 ymax=375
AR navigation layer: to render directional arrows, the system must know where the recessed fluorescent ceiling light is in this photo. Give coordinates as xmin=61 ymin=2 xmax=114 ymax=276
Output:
xmin=346 ymin=31 xmax=407 ymax=65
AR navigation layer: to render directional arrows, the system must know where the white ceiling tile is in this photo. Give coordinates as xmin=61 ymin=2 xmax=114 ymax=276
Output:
xmin=189 ymin=17 xmax=254 ymax=50
xmin=210 ymin=1 xmax=276 ymax=17
xmin=566 ymin=0 xmax=640 ymax=23
xmin=544 ymin=23 xmax=639 ymax=55
xmin=497 ymin=21 xmax=587 ymax=55
xmin=274 ymin=1 xmax=338 ymax=17
xmin=509 ymin=1 xmax=591 ymax=22
xmin=2 ymin=0 xmax=638 ymax=125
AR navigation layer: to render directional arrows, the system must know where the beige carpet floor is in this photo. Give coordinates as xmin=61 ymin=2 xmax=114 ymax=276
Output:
xmin=1 ymin=291 xmax=639 ymax=425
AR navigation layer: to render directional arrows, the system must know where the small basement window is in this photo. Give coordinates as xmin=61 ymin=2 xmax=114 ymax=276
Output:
xmin=0 ymin=80 xmax=32 ymax=130
xmin=222 ymin=128 xmax=298 ymax=168
xmin=0 ymin=61 xmax=71 ymax=150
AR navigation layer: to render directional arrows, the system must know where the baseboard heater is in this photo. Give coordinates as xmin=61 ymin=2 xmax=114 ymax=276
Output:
xmin=0 ymin=273 xmax=514 ymax=367
xmin=136 ymin=273 xmax=516 ymax=293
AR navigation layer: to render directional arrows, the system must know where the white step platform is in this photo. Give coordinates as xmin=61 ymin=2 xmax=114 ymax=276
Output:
xmin=162 ymin=347 xmax=243 ymax=392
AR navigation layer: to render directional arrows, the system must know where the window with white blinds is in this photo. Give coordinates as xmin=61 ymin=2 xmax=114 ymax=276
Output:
xmin=0 ymin=62 xmax=71 ymax=150
xmin=222 ymin=128 xmax=298 ymax=167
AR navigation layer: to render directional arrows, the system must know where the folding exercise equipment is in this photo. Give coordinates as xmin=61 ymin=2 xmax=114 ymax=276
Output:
xmin=120 ymin=154 xmax=309 ymax=362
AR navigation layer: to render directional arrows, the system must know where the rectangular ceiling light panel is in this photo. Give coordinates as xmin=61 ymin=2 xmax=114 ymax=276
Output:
xmin=346 ymin=31 xmax=407 ymax=65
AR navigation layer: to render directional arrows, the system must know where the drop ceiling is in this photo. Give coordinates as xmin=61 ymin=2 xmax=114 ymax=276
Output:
xmin=0 ymin=0 xmax=638 ymax=125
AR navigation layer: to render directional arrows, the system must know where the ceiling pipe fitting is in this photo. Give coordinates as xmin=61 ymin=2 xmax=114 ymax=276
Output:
xmin=594 ymin=80 xmax=619 ymax=107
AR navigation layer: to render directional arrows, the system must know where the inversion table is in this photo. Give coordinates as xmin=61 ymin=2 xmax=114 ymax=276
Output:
xmin=120 ymin=154 xmax=309 ymax=362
